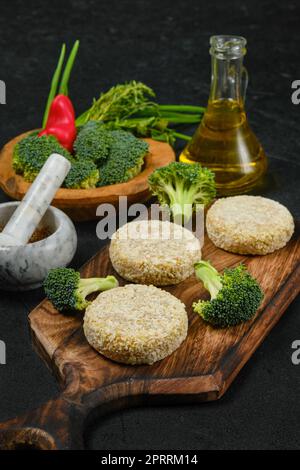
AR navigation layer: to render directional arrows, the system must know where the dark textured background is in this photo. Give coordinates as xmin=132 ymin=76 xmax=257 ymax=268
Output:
xmin=0 ymin=0 xmax=299 ymax=450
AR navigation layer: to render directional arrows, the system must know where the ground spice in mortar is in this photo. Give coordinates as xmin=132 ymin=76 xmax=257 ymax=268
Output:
xmin=0 ymin=226 xmax=51 ymax=243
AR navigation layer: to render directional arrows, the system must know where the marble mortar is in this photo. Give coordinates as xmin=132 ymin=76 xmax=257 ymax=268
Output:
xmin=0 ymin=202 xmax=77 ymax=290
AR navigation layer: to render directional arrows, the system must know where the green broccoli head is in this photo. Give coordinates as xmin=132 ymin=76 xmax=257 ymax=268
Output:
xmin=64 ymin=159 xmax=99 ymax=189
xmin=74 ymin=121 xmax=112 ymax=164
xmin=44 ymin=267 xmax=119 ymax=312
xmin=97 ymin=130 xmax=149 ymax=186
xmin=13 ymin=134 xmax=72 ymax=182
xmin=148 ymin=162 xmax=216 ymax=224
xmin=193 ymin=261 xmax=264 ymax=328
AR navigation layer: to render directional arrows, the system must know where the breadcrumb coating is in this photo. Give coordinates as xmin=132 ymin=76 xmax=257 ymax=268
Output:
xmin=109 ymin=220 xmax=201 ymax=285
xmin=206 ymin=196 xmax=294 ymax=255
xmin=83 ymin=284 xmax=188 ymax=365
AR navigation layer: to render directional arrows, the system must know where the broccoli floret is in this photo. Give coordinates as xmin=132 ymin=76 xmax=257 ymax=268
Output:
xmin=64 ymin=159 xmax=99 ymax=189
xmin=74 ymin=121 xmax=112 ymax=164
xmin=13 ymin=134 xmax=72 ymax=182
xmin=44 ymin=267 xmax=119 ymax=312
xmin=193 ymin=261 xmax=264 ymax=328
xmin=97 ymin=130 xmax=149 ymax=186
xmin=148 ymin=162 xmax=216 ymax=224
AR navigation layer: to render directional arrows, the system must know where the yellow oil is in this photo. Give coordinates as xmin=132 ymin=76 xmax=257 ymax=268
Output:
xmin=179 ymin=99 xmax=267 ymax=195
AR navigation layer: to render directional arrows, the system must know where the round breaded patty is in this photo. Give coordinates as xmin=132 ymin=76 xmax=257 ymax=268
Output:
xmin=109 ymin=219 xmax=201 ymax=286
xmin=83 ymin=284 xmax=188 ymax=365
xmin=206 ymin=196 xmax=294 ymax=255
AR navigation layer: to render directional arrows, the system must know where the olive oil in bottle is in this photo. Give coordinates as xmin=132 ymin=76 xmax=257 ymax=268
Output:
xmin=180 ymin=36 xmax=267 ymax=195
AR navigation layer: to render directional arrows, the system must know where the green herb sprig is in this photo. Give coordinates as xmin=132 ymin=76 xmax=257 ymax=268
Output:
xmin=76 ymin=81 xmax=205 ymax=145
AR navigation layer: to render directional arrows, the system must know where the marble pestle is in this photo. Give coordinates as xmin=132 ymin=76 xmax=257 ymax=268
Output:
xmin=0 ymin=153 xmax=71 ymax=246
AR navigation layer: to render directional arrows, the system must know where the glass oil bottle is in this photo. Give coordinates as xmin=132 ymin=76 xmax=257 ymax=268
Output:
xmin=180 ymin=36 xmax=268 ymax=195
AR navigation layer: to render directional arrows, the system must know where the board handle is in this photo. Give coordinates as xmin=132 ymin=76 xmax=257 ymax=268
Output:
xmin=0 ymin=396 xmax=86 ymax=450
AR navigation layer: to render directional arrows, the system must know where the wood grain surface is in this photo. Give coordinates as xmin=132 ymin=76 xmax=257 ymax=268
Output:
xmin=0 ymin=131 xmax=175 ymax=221
xmin=0 ymin=222 xmax=299 ymax=449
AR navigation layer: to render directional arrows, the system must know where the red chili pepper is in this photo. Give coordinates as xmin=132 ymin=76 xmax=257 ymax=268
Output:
xmin=39 ymin=95 xmax=76 ymax=152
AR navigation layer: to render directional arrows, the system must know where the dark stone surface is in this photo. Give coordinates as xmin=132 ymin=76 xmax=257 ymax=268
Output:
xmin=0 ymin=0 xmax=299 ymax=450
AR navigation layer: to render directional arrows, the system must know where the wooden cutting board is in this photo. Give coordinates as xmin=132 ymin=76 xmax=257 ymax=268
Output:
xmin=0 ymin=223 xmax=299 ymax=450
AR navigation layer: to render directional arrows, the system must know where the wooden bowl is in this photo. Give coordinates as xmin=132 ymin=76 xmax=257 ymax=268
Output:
xmin=0 ymin=131 xmax=175 ymax=221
